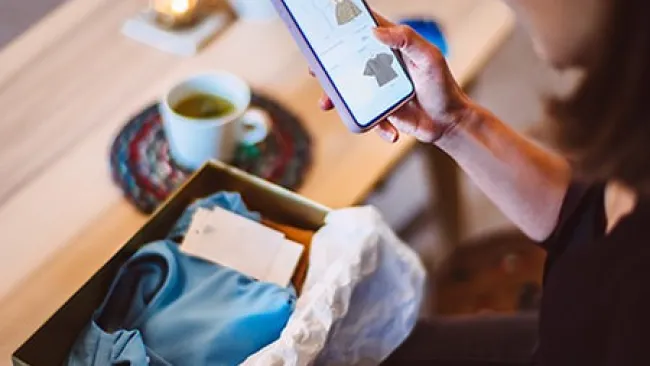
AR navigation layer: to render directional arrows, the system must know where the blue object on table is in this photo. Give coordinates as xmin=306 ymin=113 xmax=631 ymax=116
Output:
xmin=399 ymin=18 xmax=449 ymax=57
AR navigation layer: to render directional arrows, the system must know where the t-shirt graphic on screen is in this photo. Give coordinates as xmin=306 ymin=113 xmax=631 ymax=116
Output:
xmin=334 ymin=0 xmax=362 ymax=25
xmin=363 ymin=53 xmax=398 ymax=87
xmin=284 ymin=0 xmax=413 ymax=126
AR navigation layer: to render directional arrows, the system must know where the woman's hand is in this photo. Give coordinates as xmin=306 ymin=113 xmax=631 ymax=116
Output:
xmin=317 ymin=14 xmax=471 ymax=144
xmin=314 ymin=13 xmax=572 ymax=242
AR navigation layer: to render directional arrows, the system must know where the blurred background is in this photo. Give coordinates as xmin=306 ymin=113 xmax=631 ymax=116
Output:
xmin=0 ymin=0 xmax=568 ymax=318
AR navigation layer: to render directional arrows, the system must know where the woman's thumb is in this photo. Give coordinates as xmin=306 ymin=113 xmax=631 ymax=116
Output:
xmin=374 ymin=25 xmax=435 ymax=68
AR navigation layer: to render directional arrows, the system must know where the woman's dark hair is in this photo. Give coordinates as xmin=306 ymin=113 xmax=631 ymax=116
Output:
xmin=549 ymin=0 xmax=650 ymax=193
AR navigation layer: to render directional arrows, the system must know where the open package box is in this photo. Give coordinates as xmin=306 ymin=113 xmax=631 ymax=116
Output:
xmin=13 ymin=161 xmax=425 ymax=366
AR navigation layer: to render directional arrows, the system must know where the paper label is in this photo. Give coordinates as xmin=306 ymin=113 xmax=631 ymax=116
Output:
xmin=181 ymin=207 xmax=303 ymax=287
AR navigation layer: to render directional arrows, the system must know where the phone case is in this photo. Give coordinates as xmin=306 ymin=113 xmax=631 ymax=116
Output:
xmin=270 ymin=0 xmax=415 ymax=133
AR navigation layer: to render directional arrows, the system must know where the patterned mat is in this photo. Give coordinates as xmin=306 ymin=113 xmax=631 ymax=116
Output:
xmin=110 ymin=93 xmax=312 ymax=214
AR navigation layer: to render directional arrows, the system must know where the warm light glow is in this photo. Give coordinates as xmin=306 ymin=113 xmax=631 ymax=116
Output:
xmin=170 ymin=0 xmax=191 ymax=14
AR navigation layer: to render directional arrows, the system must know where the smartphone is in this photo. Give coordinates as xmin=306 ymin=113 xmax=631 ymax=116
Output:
xmin=272 ymin=0 xmax=416 ymax=133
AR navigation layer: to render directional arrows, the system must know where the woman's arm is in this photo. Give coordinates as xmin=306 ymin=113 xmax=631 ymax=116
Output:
xmin=317 ymin=20 xmax=571 ymax=241
xmin=438 ymin=104 xmax=571 ymax=241
xmin=371 ymin=20 xmax=571 ymax=241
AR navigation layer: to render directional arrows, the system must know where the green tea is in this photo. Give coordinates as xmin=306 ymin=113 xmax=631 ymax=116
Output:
xmin=173 ymin=93 xmax=237 ymax=119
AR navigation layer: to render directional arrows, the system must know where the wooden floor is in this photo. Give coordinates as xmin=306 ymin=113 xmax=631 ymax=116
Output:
xmin=435 ymin=229 xmax=546 ymax=315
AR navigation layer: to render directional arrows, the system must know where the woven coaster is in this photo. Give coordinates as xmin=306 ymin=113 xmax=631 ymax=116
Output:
xmin=110 ymin=93 xmax=312 ymax=214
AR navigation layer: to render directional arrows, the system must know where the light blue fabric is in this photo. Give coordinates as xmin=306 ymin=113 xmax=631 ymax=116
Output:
xmin=66 ymin=193 xmax=296 ymax=366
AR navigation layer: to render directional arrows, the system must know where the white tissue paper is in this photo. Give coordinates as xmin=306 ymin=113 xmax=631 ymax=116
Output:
xmin=243 ymin=207 xmax=427 ymax=366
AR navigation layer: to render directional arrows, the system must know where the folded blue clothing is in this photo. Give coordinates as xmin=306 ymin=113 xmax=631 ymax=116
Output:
xmin=67 ymin=193 xmax=296 ymax=366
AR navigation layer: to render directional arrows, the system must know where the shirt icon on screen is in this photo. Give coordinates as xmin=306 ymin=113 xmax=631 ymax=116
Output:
xmin=334 ymin=0 xmax=362 ymax=25
xmin=363 ymin=53 xmax=399 ymax=87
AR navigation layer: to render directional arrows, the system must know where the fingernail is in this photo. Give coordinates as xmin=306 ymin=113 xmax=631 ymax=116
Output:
xmin=379 ymin=129 xmax=397 ymax=143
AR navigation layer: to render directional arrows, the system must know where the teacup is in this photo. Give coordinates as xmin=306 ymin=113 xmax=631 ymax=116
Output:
xmin=161 ymin=72 xmax=269 ymax=170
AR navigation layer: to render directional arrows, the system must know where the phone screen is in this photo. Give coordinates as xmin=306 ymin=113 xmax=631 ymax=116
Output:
xmin=283 ymin=0 xmax=414 ymax=127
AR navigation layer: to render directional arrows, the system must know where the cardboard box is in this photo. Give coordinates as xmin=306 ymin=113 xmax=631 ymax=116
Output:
xmin=12 ymin=161 xmax=330 ymax=366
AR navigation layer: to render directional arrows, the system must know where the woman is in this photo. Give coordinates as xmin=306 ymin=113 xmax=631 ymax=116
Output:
xmin=317 ymin=0 xmax=650 ymax=365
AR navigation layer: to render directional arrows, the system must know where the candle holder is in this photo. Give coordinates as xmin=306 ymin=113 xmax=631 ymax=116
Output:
xmin=121 ymin=0 xmax=231 ymax=56
xmin=151 ymin=0 xmax=201 ymax=29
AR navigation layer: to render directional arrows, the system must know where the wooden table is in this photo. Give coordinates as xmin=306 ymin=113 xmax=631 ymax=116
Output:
xmin=0 ymin=0 xmax=513 ymax=360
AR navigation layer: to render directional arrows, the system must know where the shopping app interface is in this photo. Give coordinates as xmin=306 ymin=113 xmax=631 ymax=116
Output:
xmin=284 ymin=0 xmax=413 ymax=126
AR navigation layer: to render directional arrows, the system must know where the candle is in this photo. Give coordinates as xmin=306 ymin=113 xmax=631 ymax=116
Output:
xmin=151 ymin=0 xmax=200 ymax=29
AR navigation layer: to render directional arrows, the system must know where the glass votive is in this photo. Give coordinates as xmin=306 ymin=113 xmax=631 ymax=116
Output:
xmin=151 ymin=0 xmax=201 ymax=29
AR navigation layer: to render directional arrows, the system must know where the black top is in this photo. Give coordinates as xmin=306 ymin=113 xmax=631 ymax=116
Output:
xmin=538 ymin=183 xmax=650 ymax=365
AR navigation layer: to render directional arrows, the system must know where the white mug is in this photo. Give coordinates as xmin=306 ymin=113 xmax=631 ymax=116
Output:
xmin=161 ymin=72 xmax=269 ymax=170
xmin=228 ymin=0 xmax=278 ymax=21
